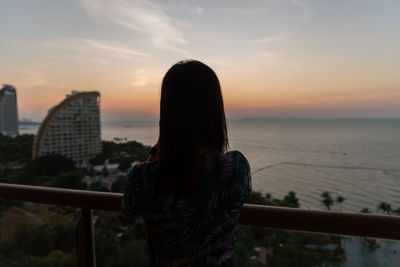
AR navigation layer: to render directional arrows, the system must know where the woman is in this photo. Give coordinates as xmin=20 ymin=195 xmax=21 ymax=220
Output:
xmin=122 ymin=60 xmax=251 ymax=266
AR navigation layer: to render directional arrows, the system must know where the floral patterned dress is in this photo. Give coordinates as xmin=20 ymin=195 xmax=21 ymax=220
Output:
xmin=122 ymin=150 xmax=251 ymax=267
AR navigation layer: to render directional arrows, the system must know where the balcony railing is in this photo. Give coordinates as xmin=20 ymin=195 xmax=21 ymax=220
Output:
xmin=1 ymin=182 xmax=400 ymax=267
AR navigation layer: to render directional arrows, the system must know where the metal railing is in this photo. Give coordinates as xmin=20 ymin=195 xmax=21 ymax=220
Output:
xmin=1 ymin=182 xmax=400 ymax=266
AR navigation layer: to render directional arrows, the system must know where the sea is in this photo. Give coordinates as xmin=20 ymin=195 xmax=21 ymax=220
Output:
xmin=20 ymin=118 xmax=400 ymax=266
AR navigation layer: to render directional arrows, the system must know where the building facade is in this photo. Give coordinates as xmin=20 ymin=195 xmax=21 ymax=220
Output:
xmin=0 ymin=85 xmax=19 ymax=136
xmin=33 ymin=91 xmax=102 ymax=165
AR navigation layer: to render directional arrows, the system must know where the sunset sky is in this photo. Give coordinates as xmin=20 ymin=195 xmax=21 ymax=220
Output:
xmin=1 ymin=0 xmax=399 ymax=121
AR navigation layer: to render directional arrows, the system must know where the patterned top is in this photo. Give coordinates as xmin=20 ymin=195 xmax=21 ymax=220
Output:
xmin=122 ymin=150 xmax=251 ymax=267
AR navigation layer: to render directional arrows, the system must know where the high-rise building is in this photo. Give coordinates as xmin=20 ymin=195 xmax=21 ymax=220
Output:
xmin=33 ymin=91 xmax=102 ymax=165
xmin=0 ymin=85 xmax=19 ymax=136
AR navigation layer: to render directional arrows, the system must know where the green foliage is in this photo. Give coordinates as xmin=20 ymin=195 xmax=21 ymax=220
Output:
xmin=90 ymin=140 xmax=150 ymax=173
xmin=0 ymin=224 xmax=75 ymax=266
xmin=113 ymin=141 xmax=151 ymax=161
xmin=336 ymin=196 xmax=345 ymax=204
xmin=95 ymin=236 xmax=120 ymax=267
xmin=27 ymin=154 xmax=76 ymax=177
xmin=235 ymin=224 xmax=343 ymax=267
xmin=102 ymin=141 xmax=116 ymax=158
xmin=0 ymin=134 xmax=34 ymax=164
xmin=360 ymin=207 xmax=371 ymax=213
xmin=377 ymin=202 xmax=392 ymax=214
xmin=14 ymin=225 xmax=53 ymax=256
xmin=321 ymin=192 xmax=334 ymax=210
xmin=282 ymin=191 xmax=300 ymax=208
xmin=89 ymin=153 xmax=106 ymax=165
xmin=0 ymin=190 xmax=350 ymax=267
xmin=247 ymin=191 xmax=271 ymax=205
xmin=14 ymin=224 xmax=74 ymax=254
xmin=336 ymin=195 xmax=345 ymax=210
xmin=118 ymin=157 xmax=134 ymax=172
xmin=51 ymin=225 xmax=75 ymax=252
xmin=0 ymin=168 xmax=22 ymax=185
xmin=241 ymin=191 xmax=344 ymax=266
xmin=101 ymin=141 xmax=150 ymax=163
xmin=246 ymin=191 xmax=299 ymax=208
xmin=26 ymin=250 xmax=74 ymax=267
xmin=50 ymin=172 xmax=85 ymax=189
xmin=116 ymin=241 xmax=148 ymax=267
xmin=0 ymin=249 xmax=74 ymax=267
xmin=0 ymin=154 xmax=85 ymax=189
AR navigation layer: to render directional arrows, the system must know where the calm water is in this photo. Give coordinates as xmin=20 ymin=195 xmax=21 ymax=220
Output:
xmin=21 ymin=119 xmax=400 ymax=266
xmin=22 ymin=119 xmax=400 ymax=210
xmin=94 ymin=119 xmax=400 ymax=212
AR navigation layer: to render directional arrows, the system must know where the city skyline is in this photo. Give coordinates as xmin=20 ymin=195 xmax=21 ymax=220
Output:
xmin=1 ymin=0 xmax=399 ymax=121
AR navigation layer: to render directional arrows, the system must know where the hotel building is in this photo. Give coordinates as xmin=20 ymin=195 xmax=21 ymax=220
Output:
xmin=33 ymin=91 xmax=102 ymax=165
xmin=0 ymin=85 xmax=19 ymax=136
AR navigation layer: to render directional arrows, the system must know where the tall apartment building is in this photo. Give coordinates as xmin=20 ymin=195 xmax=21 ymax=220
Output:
xmin=33 ymin=91 xmax=102 ymax=165
xmin=0 ymin=85 xmax=19 ymax=136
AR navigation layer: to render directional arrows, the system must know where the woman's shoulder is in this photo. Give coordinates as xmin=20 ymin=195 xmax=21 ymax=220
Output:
xmin=128 ymin=160 xmax=159 ymax=179
xmin=224 ymin=150 xmax=250 ymax=169
xmin=217 ymin=150 xmax=250 ymax=182
xmin=225 ymin=150 xmax=247 ymax=161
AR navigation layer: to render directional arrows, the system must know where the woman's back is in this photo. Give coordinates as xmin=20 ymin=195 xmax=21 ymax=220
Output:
xmin=122 ymin=150 xmax=251 ymax=266
xmin=122 ymin=60 xmax=251 ymax=266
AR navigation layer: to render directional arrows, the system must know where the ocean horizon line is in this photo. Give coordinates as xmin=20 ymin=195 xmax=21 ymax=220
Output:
xmin=99 ymin=117 xmax=400 ymax=124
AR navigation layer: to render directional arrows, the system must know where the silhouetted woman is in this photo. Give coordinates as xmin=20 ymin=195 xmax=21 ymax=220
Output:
xmin=122 ymin=60 xmax=251 ymax=266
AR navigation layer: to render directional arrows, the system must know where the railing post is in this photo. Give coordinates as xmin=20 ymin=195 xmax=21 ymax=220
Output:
xmin=76 ymin=208 xmax=96 ymax=267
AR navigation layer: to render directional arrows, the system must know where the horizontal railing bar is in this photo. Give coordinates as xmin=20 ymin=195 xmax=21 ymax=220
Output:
xmin=239 ymin=205 xmax=400 ymax=240
xmin=0 ymin=183 xmax=121 ymax=211
xmin=1 ymin=183 xmax=399 ymax=240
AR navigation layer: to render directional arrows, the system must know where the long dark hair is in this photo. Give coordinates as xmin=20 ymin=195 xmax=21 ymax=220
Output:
xmin=159 ymin=60 xmax=228 ymax=197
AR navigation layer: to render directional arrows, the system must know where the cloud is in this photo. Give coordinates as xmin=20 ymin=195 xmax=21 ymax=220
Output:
xmin=249 ymin=35 xmax=289 ymax=45
xmin=205 ymin=34 xmax=289 ymax=47
xmin=44 ymin=38 xmax=151 ymax=58
xmin=131 ymin=69 xmax=164 ymax=87
xmin=80 ymin=0 xmax=188 ymax=54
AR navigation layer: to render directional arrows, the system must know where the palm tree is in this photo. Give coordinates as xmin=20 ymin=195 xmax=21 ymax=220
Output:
xmin=360 ymin=208 xmax=371 ymax=213
xmin=265 ymin=193 xmax=272 ymax=205
xmin=377 ymin=202 xmax=392 ymax=214
xmin=321 ymin=192 xmax=334 ymax=210
xmin=283 ymin=191 xmax=299 ymax=208
xmin=336 ymin=195 xmax=345 ymax=211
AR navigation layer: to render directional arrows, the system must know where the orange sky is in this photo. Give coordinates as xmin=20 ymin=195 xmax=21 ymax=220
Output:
xmin=1 ymin=0 xmax=399 ymax=121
